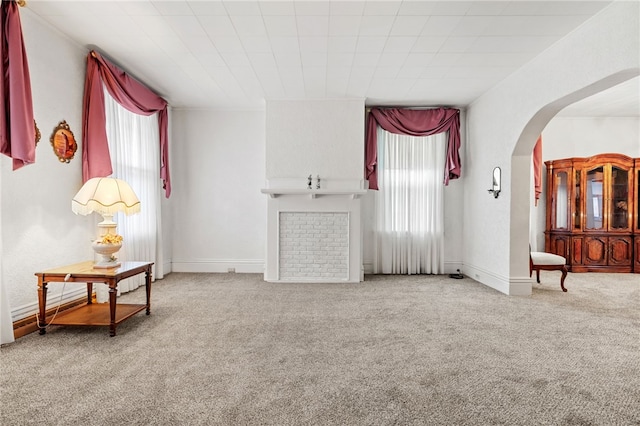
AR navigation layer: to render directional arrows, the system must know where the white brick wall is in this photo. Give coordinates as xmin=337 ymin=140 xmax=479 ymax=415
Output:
xmin=279 ymin=212 xmax=349 ymax=280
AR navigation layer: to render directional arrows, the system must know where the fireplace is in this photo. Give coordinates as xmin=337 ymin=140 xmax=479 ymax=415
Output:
xmin=262 ymin=184 xmax=366 ymax=283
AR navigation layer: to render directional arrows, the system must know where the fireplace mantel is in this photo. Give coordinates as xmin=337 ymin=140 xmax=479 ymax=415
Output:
xmin=262 ymin=184 xmax=365 ymax=283
xmin=260 ymin=188 xmax=367 ymax=199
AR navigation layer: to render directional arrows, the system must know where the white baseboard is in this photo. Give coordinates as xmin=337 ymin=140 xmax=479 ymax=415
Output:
xmin=172 ymin=259 xmax=264 ymax=273
xmin=463 ymin=263 xmax=532 ymax=296
xmin=362 ymin=261 xmax=462 ymax=275
xmin=11 ymin=287 xmax=86 ymax=322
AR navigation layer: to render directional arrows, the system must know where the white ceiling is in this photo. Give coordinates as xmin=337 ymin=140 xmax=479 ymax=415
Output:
xmin=23 ymin=0 xmax=638 ymax=115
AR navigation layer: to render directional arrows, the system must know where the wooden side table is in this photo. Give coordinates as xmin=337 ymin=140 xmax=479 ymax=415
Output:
xmin=35 ymin=261 xmax=153 ymax=337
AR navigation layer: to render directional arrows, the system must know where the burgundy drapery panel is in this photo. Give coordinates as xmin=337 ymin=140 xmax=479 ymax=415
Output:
xmin=0 ymin=0 xmax=35 ymax=170
xmin=533 ymin=135 xmax=543 ymax=206
xmin=365 ymin=108 xmax=461 ymax=190
xmin=82 ymin=50 xmax=171 ymax=197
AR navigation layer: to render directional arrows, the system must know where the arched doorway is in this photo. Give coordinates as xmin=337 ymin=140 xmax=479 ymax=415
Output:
xmin=509 ymin=70 xmax=640 ymax=288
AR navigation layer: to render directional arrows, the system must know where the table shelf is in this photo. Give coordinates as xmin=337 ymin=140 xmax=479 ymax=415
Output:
xmin=48 ymin=303 xmax=147 ymax=327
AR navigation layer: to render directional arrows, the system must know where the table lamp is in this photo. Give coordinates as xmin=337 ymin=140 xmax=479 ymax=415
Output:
xmin=71 ymin=177 xmax=140 ymax=268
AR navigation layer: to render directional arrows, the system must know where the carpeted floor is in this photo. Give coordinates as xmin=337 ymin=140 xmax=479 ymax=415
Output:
xmin=1 ymin=272 xmax=639 ymax=425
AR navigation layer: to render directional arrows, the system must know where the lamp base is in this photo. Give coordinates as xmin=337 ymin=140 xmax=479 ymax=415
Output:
xmin=94 ymin=258 xmax=121 ymax=269
xmin=92 ymin=241 xmax=122 ymax=269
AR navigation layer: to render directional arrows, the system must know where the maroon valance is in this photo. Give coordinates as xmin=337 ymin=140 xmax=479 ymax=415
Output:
xmin=533 ymin=135 xmax=543 ymax=206
xmin=82 ymin=51 xmax=171 ymax=197
xmin=0 ymin=0 xmax=35 ymax=170
xmin=365 ymin=108 xmax=461 ymax=190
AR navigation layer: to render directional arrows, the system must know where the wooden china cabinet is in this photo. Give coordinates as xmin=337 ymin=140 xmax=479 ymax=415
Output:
xmin=545 ymin=153 xmax=639 ymax=273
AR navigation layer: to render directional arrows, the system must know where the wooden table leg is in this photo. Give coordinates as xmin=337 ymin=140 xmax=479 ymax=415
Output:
xmin=145 ymin=266 xmax=152 ymax=315
xmin=37 ymin=278 xmax=48 ymax=335
xmin=86 ymin=282 xmax=93 ymax=304
xmin=108 ymin=280 xmax=117 ymax=337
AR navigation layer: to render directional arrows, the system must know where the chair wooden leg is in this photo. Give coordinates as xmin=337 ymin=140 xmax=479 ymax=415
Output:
xmin=560 ymin=266 xmax=568 ymax=292
xmin=536 ymin=269 xmax=540 ymax=283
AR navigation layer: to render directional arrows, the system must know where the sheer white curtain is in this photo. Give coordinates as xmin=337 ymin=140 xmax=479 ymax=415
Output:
xmin=373 ymin=128 xmax=446 ymax=275
xmin=101 ymin=90 xmax=163 ymax=297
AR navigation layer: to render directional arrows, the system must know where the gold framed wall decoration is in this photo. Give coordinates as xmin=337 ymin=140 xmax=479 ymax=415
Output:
xmin=50 ymin=120 xmax=77 ymax=163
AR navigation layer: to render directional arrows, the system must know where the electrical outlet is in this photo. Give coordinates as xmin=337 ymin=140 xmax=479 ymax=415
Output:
xmin=227 ymin=268 xmax=236 ymax=273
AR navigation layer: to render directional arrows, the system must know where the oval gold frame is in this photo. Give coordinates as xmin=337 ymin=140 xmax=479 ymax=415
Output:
xmin=50 ymin=120 xmax=77 ymax=163
xmin=34 ymin=120 xmax=41 ymax=145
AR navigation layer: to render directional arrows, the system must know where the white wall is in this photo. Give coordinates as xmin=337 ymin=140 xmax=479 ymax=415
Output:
xmin=531 ymin=116 xmax=640 ymax=250
xmin=464 ymin=2 xmax=639 ymax=295
xmin=170 ymin=109 xmax=266 ymax=273
xmin=1 ymin=10 xmax=176 ymax=331
xmin=1 ymin=10 xmax=89 ymax=321
xmin=266 ymin=99 xmax=364 ymax=184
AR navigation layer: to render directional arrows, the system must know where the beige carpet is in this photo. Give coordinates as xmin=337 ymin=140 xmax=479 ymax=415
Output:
xmin=1 ymin=272 xmax=639 ymax=425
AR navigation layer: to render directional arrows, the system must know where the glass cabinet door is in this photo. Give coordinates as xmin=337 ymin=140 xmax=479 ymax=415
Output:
xmin=585 ymin=167 xmax=604 ymax=230
xmin=610 ymin=166 xmax=630 ymax=230
xmin=574 ymin=170 xmax=581 ymax=230
xmin=553 ymin=170 xmax=569 ymax=229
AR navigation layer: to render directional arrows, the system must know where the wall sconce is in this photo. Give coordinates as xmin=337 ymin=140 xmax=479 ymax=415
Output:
xmin=488 ymin=167 xmax=501 ymax=198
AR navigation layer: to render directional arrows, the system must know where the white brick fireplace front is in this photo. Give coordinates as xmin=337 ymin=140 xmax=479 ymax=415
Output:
xmin=262 ymin=184 xmax=366 ymax=283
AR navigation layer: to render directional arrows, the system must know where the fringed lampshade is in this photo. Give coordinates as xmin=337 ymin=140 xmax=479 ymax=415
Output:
xmin=72 ymin=177 xmax=140 ymax=268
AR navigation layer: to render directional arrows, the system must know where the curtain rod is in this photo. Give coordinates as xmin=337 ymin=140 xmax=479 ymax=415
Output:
xmin=366 ymin=106 xmax=461 ymax=112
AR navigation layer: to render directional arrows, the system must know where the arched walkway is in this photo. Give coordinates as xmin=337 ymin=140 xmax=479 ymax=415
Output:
xmin=509 ymin=70 xmax=640 ymax=288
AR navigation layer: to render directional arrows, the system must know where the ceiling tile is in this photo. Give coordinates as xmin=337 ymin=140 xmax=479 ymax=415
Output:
xmin=397 ymin=66 xmax=425 ymax=79
xmin=294 ymin=2 xmax=330 ymax=16
xmin=390 ymin=16 xmax=429 ymax=36
xmin=485 ymin=16 xmax=591 ymax=37
xmin=296 ymin=16 xmax=330 ymax=36
xmin=241 ymin=36 xmax=273 ymax=53
xmin=187 ymin=1 xmax=227 ymax=16
xmin=270 ymin=37 xmax=300 ymax=53
xmin=352 ymin=53 xmax=381 ymax=68
xmin=329 ymin=16 xmax=362 ymax=36
xmin=264 ymin=16 xmax=298 ymax=36
xmin=274 ymin=52 xmax=302 ymax=68
xmin=468 ymin=36 xmax=557 ymax=53
xmin=452 ymin=16 xmax=497 ymax=37
xmin=197 ymin=52 xmax=227 ymax=69
xmin=298 ymin=37 xmax=328 ymax=52
xmin=220 ymin=52 xmax=252 ymax=68
xmin=165 ymin=15 xmax=208 ymax=38
xmin=184 ymin=36 xmax=217 ymax=54
xmin=454 ymin=53 xmax=530 ymax=68
xmin=383 ymin=37 xmax=418 ymax=53
xmin=378 ymin=52 xmax=409 ymax=66
xmin=151 ymin=1 xmax=193 ymax=16
xmin=210 ymin=36 xmax=245 ymax=53
xmin=362 ymin=1 xmax=399 ymax=16
xmin=223 ymin=1 xmax=262 ymax=16
xmin=403 ymin=52 xmax=436 ymax=68
xmin=330 ymin=1 xmax=365 ymax=16
xmin=25 ymin=0 xmax=627 ymax=111
xmin=230 ymin=15 xmax=268 ymax=37
xmin=259 ymin=1 xmax=296 ymax=15
xmin=421 ymin=16 xmax=463 ymax=36
xmin=300 ymin=52 xmax=327 ymax=68
xmin=439 ymin=37 xmax=478 ymax=53
xmin=248 ymin=53 xmax=278 ymax=69
xmin=466 ymin=1 xmax=509 ymax=16
xmin=132 ymin=16 xmax=176 ymax=37
xmin=411 ymin=37 xmax=447 ymax=53
xmin=328 ymin=37 xmax=358 ymax=53
xmin=121 ymin=1 xmax=160 ymax=16
xmin=356 ymin=37 xmax=387 ymax=53
xmin=327 ymin=53 xmax=354 ymax=68
xmin=359 ymin=16 xmax=395 ymax=36
xmin=199 ymin=16 xmax=237 ymax=36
